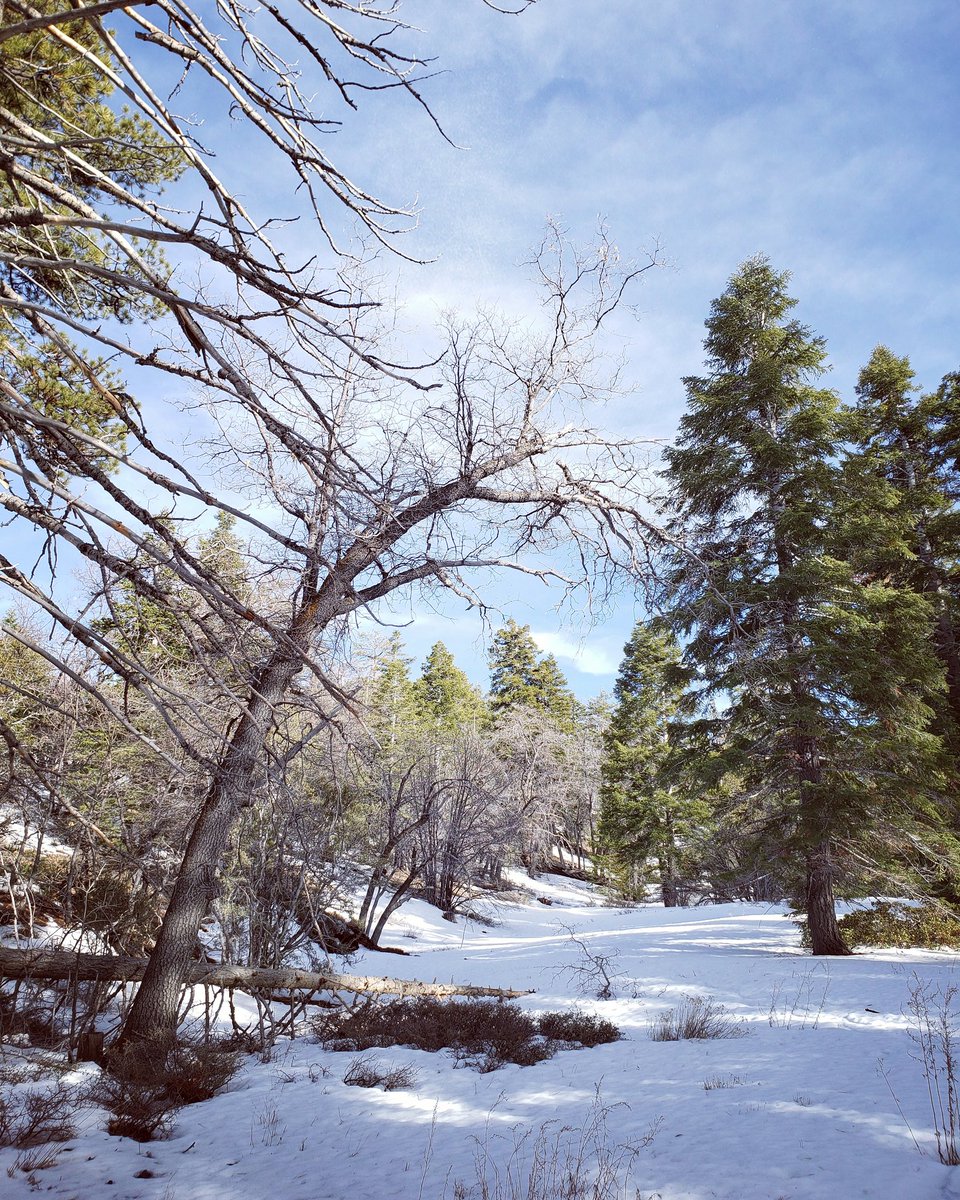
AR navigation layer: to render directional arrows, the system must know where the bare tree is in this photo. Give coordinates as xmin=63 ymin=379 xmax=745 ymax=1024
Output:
xmin=1 ymin=1 xmax=664 ymax=1049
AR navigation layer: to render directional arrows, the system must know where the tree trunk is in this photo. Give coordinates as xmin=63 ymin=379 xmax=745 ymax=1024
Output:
xmin=0 ymin=946 xmax=531 ymax=999
xmin=119 ymin=638 xmax=308 ymax=1048
xmin=659 ymin=853 xmax=680 ymax=907
xmin=805 ymin=841 xmax=851 ymax=955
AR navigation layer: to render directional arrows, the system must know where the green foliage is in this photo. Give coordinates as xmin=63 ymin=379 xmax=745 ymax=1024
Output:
xmin=413 ymin=641 xmax=486 ymax=733
xmin=0 ymin=1 xmax=182 ymax=312
xmin=368 ymin=633 xmax=420 ymax=745
xmin=598 ymin=620 xmax=710 ymax=905
xmin=824 ymin=901 xmax=960 ymax=949
xmin=488 ymin=620 xmax=575 ymax=728
xmin=0 ymin=617 xmax=54 ymax=740
xmin=663 ymin=257 xmax=948 ymax=944
xmin=1 ymin=0 xmax=183 ymax=474
xmin=842 ymin=346 xmax=960 ymax=758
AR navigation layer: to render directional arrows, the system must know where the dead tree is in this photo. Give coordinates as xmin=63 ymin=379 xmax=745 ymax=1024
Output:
xmin=0 ymin=0 xmax=664 ymax=1050
xmin=0 ymin=946 xmax=532 ymax=1000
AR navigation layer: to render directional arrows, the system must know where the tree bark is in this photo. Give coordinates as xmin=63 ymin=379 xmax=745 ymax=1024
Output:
xmin=0 ymin=946 xmax=532 ymax=999
xmin=805 ymin=840 xmax=852 ymax=955
xmin=118 ymin=631 xmax=313 ymax=1047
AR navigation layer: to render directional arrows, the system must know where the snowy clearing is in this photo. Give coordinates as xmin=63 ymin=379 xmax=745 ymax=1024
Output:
xmin=4 ymin=874 xmax=960 ymax=1200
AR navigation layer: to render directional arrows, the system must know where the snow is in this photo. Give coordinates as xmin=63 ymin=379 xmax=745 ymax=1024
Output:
xmin=4 ymin=874 xmax=960 ymax=1199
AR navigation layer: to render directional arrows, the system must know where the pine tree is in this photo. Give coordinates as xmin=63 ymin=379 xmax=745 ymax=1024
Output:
xmin=1 ymin=1 xmax=183 ymax=472
xmin=368 ymin=634 xmax=420 ymax=749
xmin=488 ymin=620 xmax=574 ymax=727
xmin=598 ymin=620 xmax=708 ymax=905
xmin=844 ymin=348 xmax=960 ymax=752
xmin=413 ymin=642 xmax=486 ymax=734
xmin=664 ymin=257 xmax=943 ymax=954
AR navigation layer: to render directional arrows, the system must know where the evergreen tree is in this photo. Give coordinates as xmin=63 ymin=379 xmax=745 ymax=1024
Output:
xmin=1 ymin=1 xmax=183 ymax=472
xmin=413 ymin=642 xmax=486 ymax=734
xmin=844 ymin=348 xmax=960 ymax=753
xmin=488 ymin=620 xmax=574 ymax=727
xmin=664 ymin=257 xmax=943 ymax=954
xmin=598 ymin=620 xmax=708 ymax=905
xmin=368 ymin=634 xmax=420 ymax=749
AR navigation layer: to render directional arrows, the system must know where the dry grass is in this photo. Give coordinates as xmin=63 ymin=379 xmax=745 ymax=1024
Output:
xmin=448 ymin=1093 xmax=660 ymax=1200
xmin=649 ymin=996 xmax=745 ymax=1042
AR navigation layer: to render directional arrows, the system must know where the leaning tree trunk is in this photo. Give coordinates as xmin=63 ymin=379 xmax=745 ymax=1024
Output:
xmin=119 ymin=643 xmax=306 ymax=1049
xmin=805 ymin=839 xmax=851 ymax=956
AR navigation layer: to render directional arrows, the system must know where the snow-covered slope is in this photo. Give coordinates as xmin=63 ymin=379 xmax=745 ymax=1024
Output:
xmin=3 ymin=875 xmax=959 ymax=1200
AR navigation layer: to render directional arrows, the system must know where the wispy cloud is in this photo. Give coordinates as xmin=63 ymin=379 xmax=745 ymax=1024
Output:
xmin=531 ymin=631 xmax=620 ymax=678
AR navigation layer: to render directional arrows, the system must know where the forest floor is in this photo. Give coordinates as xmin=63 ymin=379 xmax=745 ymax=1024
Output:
xmin=4 ymin=873 xmax=960 ymax=1200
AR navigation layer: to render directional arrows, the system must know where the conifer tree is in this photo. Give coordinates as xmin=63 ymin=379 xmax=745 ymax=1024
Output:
xmin=844 ymin=348 xmax=960 ymax=753
xmin=598 ymin=620 xmax=708 ymax=905
xmin=1 ymin=1 xmax=183 ymax=470
xmin=488 ymin=620 xmax=574 ymax=727
xmin=368 ymin=634 xmax=420 ymax=750
xmin=664 ymin=257 xmax=943 ymax=954
xmin=413 ymin=642 xmax=486 ymax=734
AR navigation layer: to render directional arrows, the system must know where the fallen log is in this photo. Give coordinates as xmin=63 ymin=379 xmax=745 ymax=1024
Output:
xmin=0 ymin=946 xmax=532 ymax=1000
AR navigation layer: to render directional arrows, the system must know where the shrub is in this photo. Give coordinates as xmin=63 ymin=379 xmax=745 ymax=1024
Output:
xmin=823 ymin=901 xmax=960 ymax=949
xmin=314 ymin=998 xmax=621 ymax=1072
xmin=649 ymin=996 xmax=745 ymax=1041
xmin=535 ymin=1010 xmax=621 ymax=1047
xmin=94 ymin=1040 xmax=241 ymax=1141
xmin=342 ymin=1055 xmax=419 ymax=1090
xmin=0 ymin=1080 xmax=81 ymax=1148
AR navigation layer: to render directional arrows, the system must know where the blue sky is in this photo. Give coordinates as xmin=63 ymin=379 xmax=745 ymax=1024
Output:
xmin=9 ymin=1 xmax=957 ymax=702
xmin=337 ymin=0 xmax=960 ymax=695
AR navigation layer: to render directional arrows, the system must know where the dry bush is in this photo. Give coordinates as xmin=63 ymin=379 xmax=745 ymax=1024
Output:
xmin=315 ymin=997 xmax=551 ymax=1072
xmin=93 ymin=1040 xmax=241 ymax=1141
xmin=906 ymin=978 xmax=960 ymax=1165
xmin=535 ymin=1010 xmax=621 ymax=1048
xmin=649 ymin=996 xmax=745 ymax=1042
xmin=342 ymin=1054 xmax=419 ymax=1091
xmin=315 ymin=998 xmax=622 ymax=1073
xmin=0 ymin=1079 xmax=81 ymax=1148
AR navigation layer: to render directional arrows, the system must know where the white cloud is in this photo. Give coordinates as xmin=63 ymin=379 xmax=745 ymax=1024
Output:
xmin=531 ymin=631 xmax=619 ymax=677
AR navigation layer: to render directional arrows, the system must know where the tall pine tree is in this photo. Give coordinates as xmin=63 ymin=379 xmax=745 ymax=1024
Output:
xmin=844 ymin=347 xmax=960 ymax=754
xmin=664 ymin=257 xmax=942 ymax=954
xmin=413 ymin=642 xmax=487 ymax=734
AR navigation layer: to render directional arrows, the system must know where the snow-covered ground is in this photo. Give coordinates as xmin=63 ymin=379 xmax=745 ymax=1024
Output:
xmin=4 ymin=873 xmax=960 ymax=1200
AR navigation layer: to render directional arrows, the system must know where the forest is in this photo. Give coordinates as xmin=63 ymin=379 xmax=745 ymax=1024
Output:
xmin=1 ymin=3 xmax=960 ymax=1197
